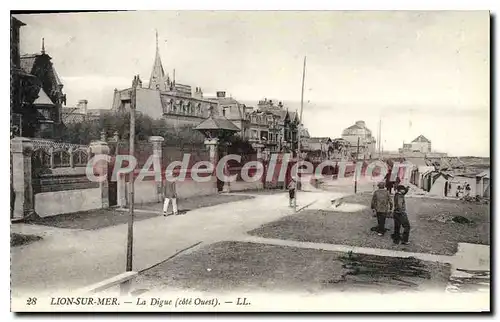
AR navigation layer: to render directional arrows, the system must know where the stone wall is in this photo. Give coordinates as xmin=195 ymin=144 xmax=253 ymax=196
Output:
xmin=117 ymin=169 xmax=218 ymax=207
xmin=35 ymin=188 xmax=102 ymax=217
xmin=10 ymin=137 xmax=110 ymax=220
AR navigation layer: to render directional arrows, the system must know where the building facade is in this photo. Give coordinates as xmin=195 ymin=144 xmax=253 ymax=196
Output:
xmin=112 ymin=33 xmax=303 ymax=154
xmin=112 ymin=33 xmax=218 ymax=129
xmin=199 ymin=94 xmax=302 ymax=154
xmin=206 ymin=92 xmax=251 ymax=138
xmin=401 ymin=135 xmax=432 ymax=153
xmin=341 ymin=120 xmax=377 ymax=159
xmin=255 ymin=98 xmax=300 ymax=153
xmin=18 ymin=37 xmax=67 ymax=138
xmin=11 ymin=17 xmax=66 ymax=138
xmin=61 ymin=100 xmax=108 ymax=123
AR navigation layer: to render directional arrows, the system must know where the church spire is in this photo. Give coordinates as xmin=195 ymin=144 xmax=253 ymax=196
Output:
xmin=41 ymin=38 xmax=45 ymax=54
xmin=149 ymin=29 xmax=167 ymax=91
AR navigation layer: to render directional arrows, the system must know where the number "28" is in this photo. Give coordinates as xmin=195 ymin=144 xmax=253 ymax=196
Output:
xmin=26 ymin=297 xmax=37 ymax=305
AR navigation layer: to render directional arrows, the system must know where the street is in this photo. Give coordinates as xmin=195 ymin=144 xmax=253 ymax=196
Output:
xmin=11 ymin=180 xmax=490 ymax=299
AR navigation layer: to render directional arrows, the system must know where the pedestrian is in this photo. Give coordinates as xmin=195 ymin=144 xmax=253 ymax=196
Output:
xmin=385 ymin=170 xmax=395 ymax=194
xmin=458 ymin=185 xmax=465 ymax=199
xmin=288 ymin=177 xmax=297 ymax=208
xmin=163 ymin=176 xmax=179 ymax=216
xmin=465 ymin=183 xmax=471 ymax=197
xmin=391 ymin=185 xmax=411 ymax=245
xmin=371 ymin=181 xmax=393 ymax=236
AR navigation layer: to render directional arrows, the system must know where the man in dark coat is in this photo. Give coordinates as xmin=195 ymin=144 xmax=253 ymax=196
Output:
xmin=163 ymin=178 xmax=179 ymax=216
xmin=385 ymin=169 xmax=395 ymax=194
xmin=371 ymin=181 xmax=393 ymax=236
xmin=391 ymin=185 xmax=411 ymax=245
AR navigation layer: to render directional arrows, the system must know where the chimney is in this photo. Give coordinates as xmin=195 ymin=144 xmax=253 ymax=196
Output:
xmin=193 ymin=87 xmax=203 ymax=99
xmin=77 ymin=99 xmax=88 ymax=114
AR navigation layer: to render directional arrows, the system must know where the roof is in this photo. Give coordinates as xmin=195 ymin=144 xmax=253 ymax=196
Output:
xmin=412 ymin=135 xmax=431 ymax=143
xmin=289 ymin=111 xmax=298 ymax=121
xmin=33 ymin=88 xmax=54 ymax=106
xmin=307 ymin=137 xmax=331 ymax=144
xmin=432 ymin=171 xmax=453 ymax=180
xmin=476 ymin=170 xmax=490 ymax=179
xmin=345 ymin=124 xmax=363 ymax=130
xmin=269 ymin=109 xmax=287 ymax=120
xmin=455 ymin=173 xmax=478 ymax=179
xmin=417 ymin=166 xmax=435 ymax=172
xmin=195 ymin=115 xmax=240 ymax=132
xmin=405 ymin=157 xmax=427 ymax=167
xmin=149 ymin=37 xmax=167 ymax=91
xmin=53 ymin=68 xmax=63 ymax=86
xmin=87 ymin=109 xmax=109 ymax=116
xmin=215 ymin=97 xmax=240 ymax=105
xmin=421 ymin=168 xmax=435 ymax=176
xmin=20 ymin=54 xmax=37 ymax=74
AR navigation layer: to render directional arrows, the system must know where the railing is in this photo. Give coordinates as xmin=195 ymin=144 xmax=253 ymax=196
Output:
xmin=31 ymin=139 xmax=87 ymax=151
xmin=75 ymin=271 xmax=138 ymax=295
xmin=31 ymin=139 xmax=89 ymax=169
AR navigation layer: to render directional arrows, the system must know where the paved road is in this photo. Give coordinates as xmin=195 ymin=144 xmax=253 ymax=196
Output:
xmin=11 ymin=189 xmax=344 ymax=297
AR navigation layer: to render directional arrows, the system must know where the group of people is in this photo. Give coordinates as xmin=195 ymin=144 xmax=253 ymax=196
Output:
xmin=455 ymin=182 xmax=472 ymax=198
xmin=371 ymin=181 xmax=411 ymax=245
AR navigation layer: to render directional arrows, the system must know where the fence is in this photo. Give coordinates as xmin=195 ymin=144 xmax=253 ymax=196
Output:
xmin=14 ymin=138 xmax=105 ymax=218
xmin=31 ymin=139 xmax=89 ymax=169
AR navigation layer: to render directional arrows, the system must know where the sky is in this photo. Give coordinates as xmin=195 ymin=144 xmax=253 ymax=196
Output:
xmin=14 ymin=11 xmax=490 ymax=157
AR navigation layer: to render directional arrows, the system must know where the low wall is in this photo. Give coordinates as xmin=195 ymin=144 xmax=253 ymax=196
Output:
xmin=228 ymin=180 xmax=263 ymax=192
xmin=177 ymin=179 xmax=217 ymax=199
xmin=134 ymin=180 xmax=159 ymax=204
xmin=35 ymin=188 xmax=102 ymax=217
xmin=117 ymin=176 xmax=217 ymax=207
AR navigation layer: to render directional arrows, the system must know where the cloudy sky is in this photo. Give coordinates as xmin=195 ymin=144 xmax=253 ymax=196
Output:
xmin=14 ymin=11 xmax=490 ymax=156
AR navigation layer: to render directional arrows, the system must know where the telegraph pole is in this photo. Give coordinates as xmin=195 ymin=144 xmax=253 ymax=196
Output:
xmin=295 ymin=56 xmax=307 ymax=211
xmin=378 ymin=116 xmax=382 ymax=159
xmin=126 ymin=84 xmax=136 ymax=272
xmin=354 ymin=137 xmax=360 ymax=194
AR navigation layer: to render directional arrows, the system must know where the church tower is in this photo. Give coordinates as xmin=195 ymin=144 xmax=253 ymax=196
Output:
xmin=149 ymin=30 xmax=167 ymax=91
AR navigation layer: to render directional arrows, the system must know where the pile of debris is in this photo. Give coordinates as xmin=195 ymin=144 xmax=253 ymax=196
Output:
xmin=461 ymin=195 xmax=489 ymax=204
xmin=406 ymin=184 xmax=428 ymax=196
xmin=429 ymin=213 xmax=473 ymax=224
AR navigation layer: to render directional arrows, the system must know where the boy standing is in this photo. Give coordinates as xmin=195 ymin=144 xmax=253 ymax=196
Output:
xmin=163 ymin=176 xmax=179 ymax=216
xmin=371 ymin=181 xmax=393 ymax=236
xmin=392 ymin=185 xmax=411 ymax=245
xmin=465 ymin=183 xmax=471 ymax=197
xmin=288 ymin=177 xmax=297 ymax=208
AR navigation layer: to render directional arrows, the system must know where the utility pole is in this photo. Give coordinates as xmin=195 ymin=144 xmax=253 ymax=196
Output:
xmin=126 ymin=84 xmax=136 ymax=272
xmin=378 ymin=117 xmax=382 ymax=158
xmin=354 ymin=137 xmax=360 ymax=194
xmin=295 ymin=56 xmax=307 ymax=211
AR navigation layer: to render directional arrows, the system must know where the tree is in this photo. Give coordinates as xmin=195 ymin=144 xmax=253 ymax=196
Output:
xmin=226 ymin=135 xmax=256 ymax=156
xmin=57 ymin=111 xmax=208 ymax=146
